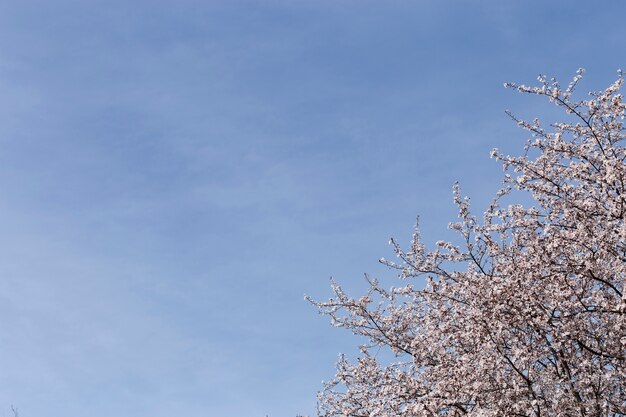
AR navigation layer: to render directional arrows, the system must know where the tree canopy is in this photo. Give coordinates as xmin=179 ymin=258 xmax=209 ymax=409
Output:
xmin=310 ymin=70 xmax=626 ymax=416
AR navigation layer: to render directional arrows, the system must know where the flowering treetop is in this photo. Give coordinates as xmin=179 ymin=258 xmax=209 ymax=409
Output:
xmin=309 ymin=69 xmax=626 ymax=417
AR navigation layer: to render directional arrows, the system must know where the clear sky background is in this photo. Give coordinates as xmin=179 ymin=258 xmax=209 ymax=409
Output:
xmin=0 ymin=1 xmax=624 ymax=416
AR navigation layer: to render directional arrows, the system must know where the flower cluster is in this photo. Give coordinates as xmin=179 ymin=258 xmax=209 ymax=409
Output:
xmin=309 ymin=70 xmax=626 ymax=416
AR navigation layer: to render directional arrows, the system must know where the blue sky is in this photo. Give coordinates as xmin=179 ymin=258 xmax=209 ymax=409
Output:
xmin=0 ymin=1 xmax=624 ymax=416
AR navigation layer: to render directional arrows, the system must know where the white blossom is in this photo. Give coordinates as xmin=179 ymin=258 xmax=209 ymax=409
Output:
xmin=309 ymin=70 xmax=626 ymax=417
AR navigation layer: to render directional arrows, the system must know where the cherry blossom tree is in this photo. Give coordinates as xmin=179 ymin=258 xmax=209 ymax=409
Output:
xmin=309 ymin=69 xmax=626 ymax=417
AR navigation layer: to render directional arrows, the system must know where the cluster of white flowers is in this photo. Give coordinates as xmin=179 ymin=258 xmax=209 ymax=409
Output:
xmin=309 ymin=70 xmax=626 ymax=416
